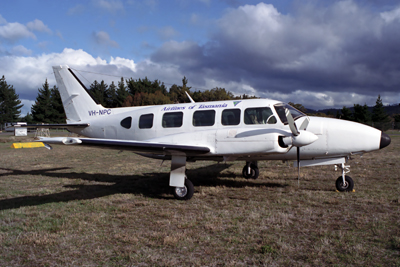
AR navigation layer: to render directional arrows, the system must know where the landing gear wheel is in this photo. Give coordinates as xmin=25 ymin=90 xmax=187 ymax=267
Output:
xmin=173 ymin=179 xmax=194 ymax=200
xmin=242 ymin=164 xmax=259 ymax=179
xmin=335 ymin=175 xmax=354 ymax=192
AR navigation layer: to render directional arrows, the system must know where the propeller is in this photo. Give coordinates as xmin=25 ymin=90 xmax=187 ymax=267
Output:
xmin=283 ymin=108 xmax=318 ymax=185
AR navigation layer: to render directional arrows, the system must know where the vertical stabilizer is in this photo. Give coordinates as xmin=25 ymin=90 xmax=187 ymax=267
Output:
xmin=53 ymin=66 xmax=102 ymax=123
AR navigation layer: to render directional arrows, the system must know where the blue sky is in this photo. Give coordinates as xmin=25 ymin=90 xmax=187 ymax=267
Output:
xmin=1 ymin=0 xmax=400 ymax=116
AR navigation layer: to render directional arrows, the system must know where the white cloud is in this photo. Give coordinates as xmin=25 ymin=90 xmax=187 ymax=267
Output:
xmin=11 ymin=45 xmax=32 ymax=56
xmin=93 ymin=31 xmax=119 ymax=48
xmin=0 ymin=48 xmax=141 ymax=113
xmin=0 ymin=18 xmax=51 ymax=43
xmin=26 ymin=19 xmax=52 ymax=34
xmin=93 ymin=0 xmax=124 ymax=14
xmin=0 ymin=14 xmax=6 ymax=24
xmin=0 ymin=22 xmax=36 ymax=42
xmin=67 ymin=4 xmax=85 ymax=15
xmin=110 ymin=57 xmax=136 ymax=71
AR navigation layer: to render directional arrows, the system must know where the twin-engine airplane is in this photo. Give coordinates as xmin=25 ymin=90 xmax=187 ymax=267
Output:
xmin=34 ymin=66 xmax=391 ymax=200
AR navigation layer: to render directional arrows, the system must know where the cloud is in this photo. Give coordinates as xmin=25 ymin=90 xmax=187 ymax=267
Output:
xmin=11 ymin=45 xmax=32 ymax=56
xmin=0 ymin=14 xmax=6 ymax=24
xmin=157 ymin=26 xmax=179 ymax=40
xmin=0 ymin=48 xmax=140 ymax=114
xmin=0 ymin=18 xmax=52 ymax=43
xmin=93 ymin=0 xmax=124 ymax=14
xmin=92 ymin=31 xmax=119 ymax=48
xmin=67 ymin=4 xmax=85 ymax=15
xmin=148 ymin=1 xmax=400 ymax=108
xmin=0 ymin=22 xmax=36 ymax=42
xmin=26 ymin=19 xmax=52 ymax=34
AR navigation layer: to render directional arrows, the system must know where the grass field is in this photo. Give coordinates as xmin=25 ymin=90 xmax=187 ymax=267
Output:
xmin=0 ymin=132 xmax=399 ymax=266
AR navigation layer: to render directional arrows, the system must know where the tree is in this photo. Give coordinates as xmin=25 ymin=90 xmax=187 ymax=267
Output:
xmin=372 ymin=95 xmax=391 ymax=130
xmin=339 ymin=106 xmax=353 ymax=121
xmin=31 ymin=79 xmax=53 ymax=123
xmin=393 ymin=114 xmax=400 ymax=129
xmin=88 ymin=80 xmax=109 ymax=107
xmin=31 ymin=80 xmax=65 ymax=123
xmin=115 ymin=77 xmax=129 ymax=107
xmin=20 ymin=112 xmax=34 ymax=124
xmin=0 ymin=75 xmax=23 ymax=126
xmin=107 ymin=81 xmax=117 ymax=108
xmin=353 ymin=104 xmax=371 ymax=125
xmin=50 ymin=85 xmax=65 ymax=123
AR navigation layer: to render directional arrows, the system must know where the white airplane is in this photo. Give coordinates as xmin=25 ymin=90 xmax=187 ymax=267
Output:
xmin=35 ymin=66 xmax=391 ymax=200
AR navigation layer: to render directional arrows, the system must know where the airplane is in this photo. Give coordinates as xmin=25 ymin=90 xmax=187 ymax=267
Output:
xmin=31 ymin=65 xmax=391 ymax=200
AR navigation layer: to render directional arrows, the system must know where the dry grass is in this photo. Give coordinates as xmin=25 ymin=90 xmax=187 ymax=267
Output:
xmin=0 ymin=132 xmax=399 ymax=266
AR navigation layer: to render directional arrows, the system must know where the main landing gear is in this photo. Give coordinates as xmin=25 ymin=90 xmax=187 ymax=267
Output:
xmin=172 ymin=178 xmax=194 ymax=200
xmin=169 ymin=156 xmax=195 ymax=200
xmin=242 ymin=161 xmax=259 ymax=179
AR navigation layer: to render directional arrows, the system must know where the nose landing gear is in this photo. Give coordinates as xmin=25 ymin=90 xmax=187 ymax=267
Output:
xmin=335 ymin=163 xmax=354 ymax=192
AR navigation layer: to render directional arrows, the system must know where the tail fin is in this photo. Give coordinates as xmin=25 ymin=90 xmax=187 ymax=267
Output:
xmin=53 ymin=66 xmax=103 ymax=122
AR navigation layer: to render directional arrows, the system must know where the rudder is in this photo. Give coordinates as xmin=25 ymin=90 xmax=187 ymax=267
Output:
xmin=53 ymin=65 xmax=103 ymax=122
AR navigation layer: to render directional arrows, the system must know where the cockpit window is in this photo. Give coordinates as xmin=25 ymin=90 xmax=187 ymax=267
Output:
xmin=274 ymin=103 xmax=306 ymax=125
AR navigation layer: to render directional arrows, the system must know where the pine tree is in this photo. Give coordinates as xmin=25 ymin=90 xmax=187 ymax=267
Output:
xmin=107 ymin=81 xmax=117 ymax=108
xmin=0 ymin=75 xmax=23 ymax=126
xmin=50 ymin=85 xmax=65 ymax=123
xmin=339 ymin=106 xmax=353 ymax=121
xmin=89 ymin=80 xmax=109 ymax=107
xmin=31 ymin=79 xmax=53 ymax=123
xmin=372 ymin=95 xmax=391 ymax=130
xmin=393 ymin=114 xmax=400 ymax=129
xmin=353 ymin=104 xmax=371 ymax=125
xmin=116 ymin=78 xmax=129 ymax=107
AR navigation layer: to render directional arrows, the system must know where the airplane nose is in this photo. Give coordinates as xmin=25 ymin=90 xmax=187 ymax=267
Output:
xmin=380 ymin=132 xmax=391 ymax=149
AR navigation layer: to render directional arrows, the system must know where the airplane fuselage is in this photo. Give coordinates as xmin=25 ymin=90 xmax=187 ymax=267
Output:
xmin=68 ymin=98 xmax=386 ymax=162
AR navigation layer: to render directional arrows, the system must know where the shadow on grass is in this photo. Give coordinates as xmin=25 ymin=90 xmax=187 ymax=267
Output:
xmin=0 ymin=163 xmax=288 ymax=210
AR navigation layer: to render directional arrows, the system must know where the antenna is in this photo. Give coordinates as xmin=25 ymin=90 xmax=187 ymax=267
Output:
xmin=185 ymin=91 xmax=195 ymax=103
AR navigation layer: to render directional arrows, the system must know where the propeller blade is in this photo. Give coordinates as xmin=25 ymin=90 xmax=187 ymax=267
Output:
xmin=299 ymin=117 xmax=310 ymax=131
xmin=297 ymin=147 xmax=300 ymax=186
xmin=285 ymin=108 xmax=299 ymax=136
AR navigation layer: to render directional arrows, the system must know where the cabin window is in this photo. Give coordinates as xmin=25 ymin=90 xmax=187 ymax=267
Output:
xmin=139 ymin=114 xmax=154 ymax=129
xmin=244 ymin=107 xmax=277 ymax=125
xmin=120 ymin=116 xmax=132 ymax=129
xmin=162 ymin=112 xmax=183 ymax=128
xmin=221 ymin=109 xmax=240 ymax=126
xmin=193 ymin=110 xmax=215 ymax=127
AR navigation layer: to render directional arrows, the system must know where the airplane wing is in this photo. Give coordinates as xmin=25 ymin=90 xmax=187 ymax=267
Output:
xmin=38 ymin=137 xmax=210 ymax=155
xmin=25 ymin=123 xmax=89 ymax=128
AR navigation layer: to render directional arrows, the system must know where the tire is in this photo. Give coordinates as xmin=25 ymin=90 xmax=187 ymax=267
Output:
xmin=173 ymin=179 xmax=194 ymax=200
xmin=335 ymin=175 xmax=354 ymax=192
xmin=242 ymin=164 xmax=259 ymax=179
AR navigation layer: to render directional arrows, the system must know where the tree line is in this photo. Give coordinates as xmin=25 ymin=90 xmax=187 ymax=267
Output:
xmin=290 ymin=96 xmax=398 ymax=130
xmin=0 ymin=73 xmax=399 ymax=131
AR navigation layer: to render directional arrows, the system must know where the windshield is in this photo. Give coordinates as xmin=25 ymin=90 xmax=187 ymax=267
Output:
xmin=274 ymin=103 xmax=306 ymax=125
